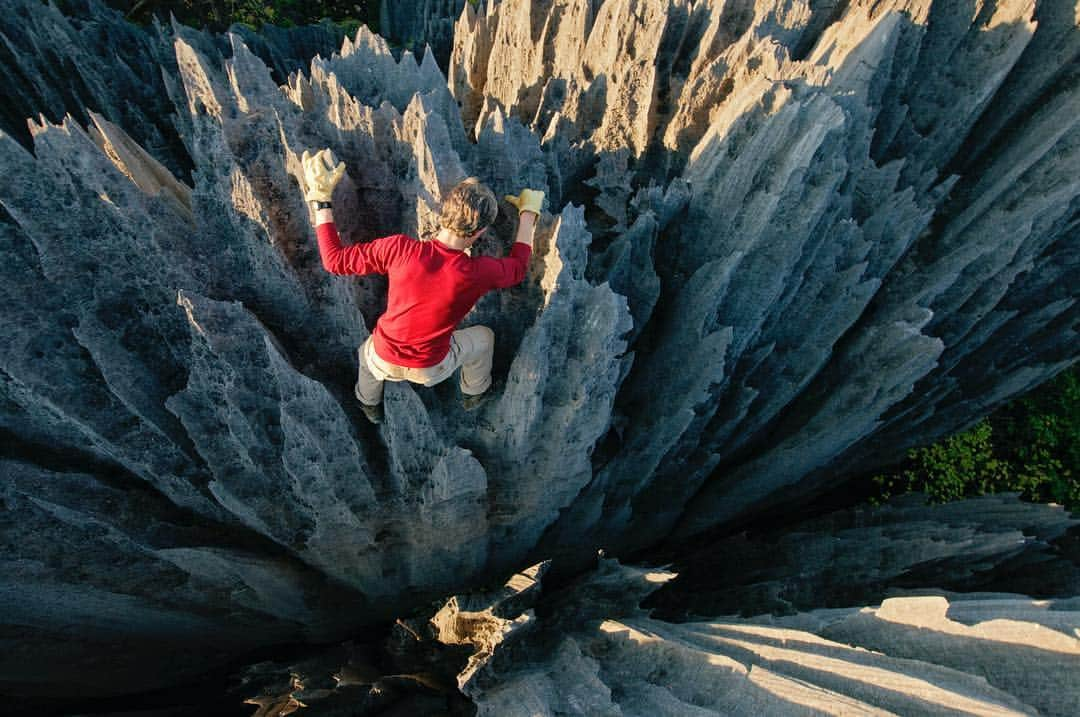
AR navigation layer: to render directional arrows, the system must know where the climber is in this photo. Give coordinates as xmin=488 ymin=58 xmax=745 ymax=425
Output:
xmin=301 ymin=148 xmax=542 ymax=423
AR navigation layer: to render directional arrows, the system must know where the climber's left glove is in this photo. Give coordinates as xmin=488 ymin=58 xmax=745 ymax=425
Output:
xmin=302 ymin=148 xmax=346 ymax=203
xmin=505 ymin=188 xmax=544 ymax=216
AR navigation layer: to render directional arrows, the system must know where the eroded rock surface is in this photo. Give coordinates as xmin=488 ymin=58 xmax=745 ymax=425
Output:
xmin=229 ymin=518 xmax=1080 ymax=716
xmin=0 ymin=0 xmax=1077 ymax=702
xmin=380 ymin=0 xmax=466 ymax=68
xmin=456 ymin=500 xmax=1080 ymax=716
xmin=451 ymin=0 xmax=1079 ymax=552
xmin=646 ymin=492 xmax=1080 ymax=620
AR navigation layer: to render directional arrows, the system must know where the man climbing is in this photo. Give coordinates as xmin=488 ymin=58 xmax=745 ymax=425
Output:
xmin=301 ymin=148 xmax=543 ymax=422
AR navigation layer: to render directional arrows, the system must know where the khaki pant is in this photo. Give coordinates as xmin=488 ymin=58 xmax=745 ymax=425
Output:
xmin=355 ymin=325 xmax=494 ymax=405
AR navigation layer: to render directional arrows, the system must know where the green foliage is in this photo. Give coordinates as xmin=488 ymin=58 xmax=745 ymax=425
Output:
xmin=999 ymin=366 xmax=1080 ymax=508
xmin=873 ymin=365 xmax=1080 ymax=511
xmin=335 ymin=17 xmax=365 ymax=38
xmin=873 ymin=420 xmax=1011 ymax=503
xmin=93 ymin=1 xmax=378 ymax=33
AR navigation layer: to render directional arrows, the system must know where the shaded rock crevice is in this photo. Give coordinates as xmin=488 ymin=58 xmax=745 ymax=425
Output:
xmin=238 ymin=501 xmax=1079 ymax=717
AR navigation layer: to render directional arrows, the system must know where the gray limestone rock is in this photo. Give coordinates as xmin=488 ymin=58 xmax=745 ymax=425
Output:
xmin=449 ymin=0 xmax=1079 ymax=549
xmin=238 ymin=502 xmax=1079 ymax=716
xmin=0 ymin=459 xmax=361 ymax=698
xmin=646 ymin=492 xmax=1080 ymax=619
xmin=379 ymin=0 xmax=466 ymax=70
xmin=458 ymin=544 xmax=1080 ymax=716
xmin=0 ymin=0 xmax=1077 ymax=702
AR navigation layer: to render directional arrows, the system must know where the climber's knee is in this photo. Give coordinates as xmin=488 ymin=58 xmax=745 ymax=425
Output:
xmin=473 ymin=325 xmax=494 ymax=354
xmin=355 ymin=341 xmax=385 ymax=405
xmin=457 ymin=326 xmax=494 ymax=395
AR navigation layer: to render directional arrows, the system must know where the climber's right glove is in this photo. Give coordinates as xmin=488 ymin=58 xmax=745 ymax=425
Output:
xmin=505 ymin=189 xmax=544 ymax=217
xmin=302 ymin=148 xmax=346 ymax=203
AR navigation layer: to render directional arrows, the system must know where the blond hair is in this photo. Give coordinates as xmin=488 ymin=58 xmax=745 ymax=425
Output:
xmin=439 ymin=177 xmax=497 ymax=237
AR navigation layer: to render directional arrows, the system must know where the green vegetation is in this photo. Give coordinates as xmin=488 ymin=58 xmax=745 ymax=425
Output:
xmin=874 ymin=365 xmax=1080 ymax=511
xmin=90 ymin=0 xmax=377 ymax=32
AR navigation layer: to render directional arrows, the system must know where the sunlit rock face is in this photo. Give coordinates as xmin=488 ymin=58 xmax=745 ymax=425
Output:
xmin=449 ymin=0 xmax=1079 ymax=551
xmin=229 ymin=501 xmax=1080 ymax=716
xmin=462 ymin=560 xmax=1080 ymax=717
xmin=0 ymin=0 xmax=1077 ymax=703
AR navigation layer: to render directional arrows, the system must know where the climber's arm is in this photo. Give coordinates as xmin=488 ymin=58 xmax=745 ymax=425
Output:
xmin=303 ymin=148 xmax=398 ymax=275
xmin=314 ymin=211 xmax=399 ymax=276
xmin=474 ymin=192 xmax=541 ymax=288
xmin=494 ymin=211 xmax=536 ymax=287
xmin=314 ymin=210 xmax=354 ymax=274
xmin=474 ymin=241 xmax=532 ymax=288
xmin=505 ymin=188 xmax=544 ymax=244
xmin=512 ymin=210 xmax=537 ymax=252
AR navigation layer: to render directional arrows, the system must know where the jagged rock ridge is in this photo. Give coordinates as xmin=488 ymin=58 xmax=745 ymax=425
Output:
xmin=461 ymin=560 xmax=1080 ymax=717
xmin=449 ymin=0 xmax=1079 ymax=550
xmin=380 ymin=0 xmax=467 ymax=68
xmin=0 ymin=0 xmax=1076 ymax=702
xmin=231 ymin=500 xmax=1080 ymax=717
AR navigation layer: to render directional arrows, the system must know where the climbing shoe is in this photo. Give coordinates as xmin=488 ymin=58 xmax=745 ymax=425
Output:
xmin=461 ymin=390 xmax=492 ymax=412
xmin=359 ymin=401 xmax=384 ymax=425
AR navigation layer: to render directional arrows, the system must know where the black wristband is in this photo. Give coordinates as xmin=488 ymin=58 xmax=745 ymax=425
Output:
xmin=314 ymin=201 xmax=333 ymax=209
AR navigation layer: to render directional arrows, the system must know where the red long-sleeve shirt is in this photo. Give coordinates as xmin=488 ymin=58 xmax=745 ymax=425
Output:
xmin=317 ymin=222 xmax=531 ymax=367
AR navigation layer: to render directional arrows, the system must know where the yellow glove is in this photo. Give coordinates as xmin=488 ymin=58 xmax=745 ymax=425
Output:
xmin=302 ymin=148 xmax=346 ymax=203
xmin=505 ymin=189 xmax=544 ymax=216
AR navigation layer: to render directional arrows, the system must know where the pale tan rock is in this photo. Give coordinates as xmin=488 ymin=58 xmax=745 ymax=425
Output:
xmin=87 ymin=112 xmax=194 ymax=222
xmin=455 ymin=560 xmax=1075 ymax=716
